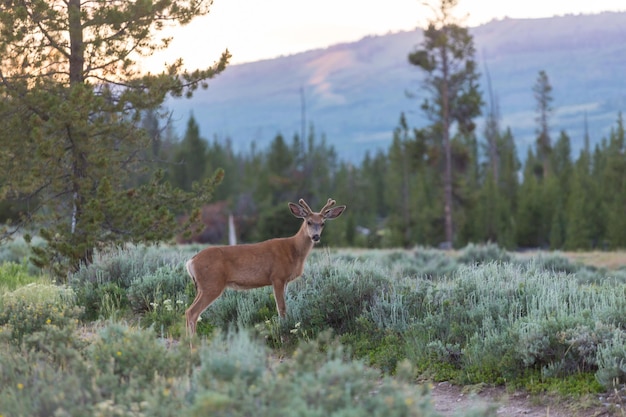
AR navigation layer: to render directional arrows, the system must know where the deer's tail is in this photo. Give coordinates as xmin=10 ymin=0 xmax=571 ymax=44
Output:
xmin=186 ymin=258 xmax=198 ymax=291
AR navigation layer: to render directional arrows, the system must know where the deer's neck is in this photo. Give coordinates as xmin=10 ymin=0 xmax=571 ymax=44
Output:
xmin=293 ymin=221 xmax=314 ymax=258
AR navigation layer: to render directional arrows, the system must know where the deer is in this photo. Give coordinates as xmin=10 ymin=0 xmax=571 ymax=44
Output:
xmin=185 ymin=198 xmax=346 ymax=337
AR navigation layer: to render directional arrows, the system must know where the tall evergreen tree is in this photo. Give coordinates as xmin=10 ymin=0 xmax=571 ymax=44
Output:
xmin=601 ymin=114 xmax=626 ymax=248
xmin=547 ymin=131 xmax=572 ymax=248
xmin=408 ymin=0 xmax=482 ymax=246
xmin=170 ymin=114 xmax=209 ymax=191
xmin=385 ymin=114 xmax=415 ymax=247
xmin=516 ymin=149 xmax=543 ymax=247
xmin=565 ymin=136 xmax=594 ymax=250
xmin=471 ymin=95 xmax=519 ymax=248
xmin=533 ymin=70 xmax=554 ymax=178
xmin=0 ymin=0 xmax=229 ymax=274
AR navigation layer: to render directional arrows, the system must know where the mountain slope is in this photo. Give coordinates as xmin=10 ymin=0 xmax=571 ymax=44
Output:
xmin=166 ymin=12 xmax=626 ymax=162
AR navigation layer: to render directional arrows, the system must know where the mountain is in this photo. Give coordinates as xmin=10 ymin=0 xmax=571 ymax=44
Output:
xmin=165 ymin=12 xmax=626 ymax=163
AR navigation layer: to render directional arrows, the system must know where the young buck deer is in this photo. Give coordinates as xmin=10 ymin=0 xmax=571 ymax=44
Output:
xmin=185 ymin=198 xmax=346 ymax=336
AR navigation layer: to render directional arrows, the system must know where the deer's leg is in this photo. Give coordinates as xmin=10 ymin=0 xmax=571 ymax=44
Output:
xmin=272 ymin=282 xmax=288 ymax=318
xmin=185 ymin=288 xmax=223 ymax=336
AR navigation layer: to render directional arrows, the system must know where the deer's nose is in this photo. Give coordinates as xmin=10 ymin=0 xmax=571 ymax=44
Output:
xmin=312 ymin=234 xmax=320 ymax=242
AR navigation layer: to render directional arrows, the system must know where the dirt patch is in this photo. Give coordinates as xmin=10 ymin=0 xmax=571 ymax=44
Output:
xmin=429 ymin=382 xmax=624 ymax=417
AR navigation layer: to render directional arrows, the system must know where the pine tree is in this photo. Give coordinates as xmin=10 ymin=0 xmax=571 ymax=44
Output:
xmin=565 ymin=137 xmax=594 ymax=249
xmin=601 ymin=114 xmax=626 ymax=248
xmin=170 ymin=115 xmax=209 ymax=191
xmin=0 ymin=1 xmax=229 ymax=275
xmin=385 ymin=114 xmax=414 ymax=247
xmin=547 ymin=131 xmax=572 ymax=248
xmin=516 ymin=149 xmax=543 ymax=247
xmin=408 ymin=0 xmax=482 ymax=246
xmin=533 ymin=70 xmax=554 ymax=178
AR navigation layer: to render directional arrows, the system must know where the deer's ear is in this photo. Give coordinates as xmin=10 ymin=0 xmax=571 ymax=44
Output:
xmin=289 ymin=202 xmax=309 ymax=219
xmin=324 ymin=205 xmax=346 ymax=220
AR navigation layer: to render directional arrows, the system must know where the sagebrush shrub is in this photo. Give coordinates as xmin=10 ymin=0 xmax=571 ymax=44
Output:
xmin=595 ymin=328 xmax=626 ymax=389
xmin=520 ymin=252 xmax=582 ymax=274
xmin=190 ymin=330 xmax=445 ymax=417
xmin=70 ymin=244 xmax=190 ymax=288
xmin=457 ymin=242 xmax=512 ymax=265
xmin=126 ymin=264 xmax=188 ymax=313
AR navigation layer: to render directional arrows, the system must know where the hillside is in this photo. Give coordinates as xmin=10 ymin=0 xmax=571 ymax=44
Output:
xmin=165 ymin=12 xmax=626 ymax=163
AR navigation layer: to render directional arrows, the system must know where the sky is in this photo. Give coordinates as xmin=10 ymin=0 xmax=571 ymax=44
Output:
xmin=141 ymin=0 xmax=626 ymax=71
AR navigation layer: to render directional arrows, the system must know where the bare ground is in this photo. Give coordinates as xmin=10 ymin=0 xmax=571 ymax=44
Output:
xmin=429 ymin=382 xmax=625 ymax=417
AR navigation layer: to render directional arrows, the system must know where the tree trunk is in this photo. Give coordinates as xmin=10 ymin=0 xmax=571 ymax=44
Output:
xmin=441 ymin=42 xmax=454 ymax=247
xmin=68 ymin=0 xmax=91 ymax=270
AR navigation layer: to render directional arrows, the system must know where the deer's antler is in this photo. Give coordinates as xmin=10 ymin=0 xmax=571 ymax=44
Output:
xmin=298 ymin=199 xmax=313 ymax=215
xmin=320 ymin=198 xmax=336 ymax=214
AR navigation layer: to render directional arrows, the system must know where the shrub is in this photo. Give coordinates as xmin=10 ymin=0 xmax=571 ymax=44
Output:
xmin=0 ymin=323 xmax=196 ymax=417
xmin=71 ymin=245 xmax=192 ymax=322
xmin=0 ymin=261 xmax=41 ymax=293
xmin=375 ymin=247 xmax=458 ymax=279
xmin=596 ymin=329 xmax=626 ymax=389
xmin=70 ymin=244 xmax=190 ymax=289
xmin=190 ymin=330 xmax=444 ymax=417
xmin=341 ymin=317 xmax=406 ymax=374
xmin=126 ymin=264 xmax=188 ymax=313
xmin=0 ymin=283 xmax=82 ymax=345
xmin=205 ymin=286 xmax=277 ymax=331
xmin=457 ymin=242 xmax=512 ymax=265
xmin=285 ymin=258 xmax=388 ymax=336
xmin=520 ymin=252 xmax=583 ymax=274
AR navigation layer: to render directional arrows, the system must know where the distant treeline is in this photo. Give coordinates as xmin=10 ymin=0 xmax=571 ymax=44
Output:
xmin=127 ymin=106 xmax=626 ymax=250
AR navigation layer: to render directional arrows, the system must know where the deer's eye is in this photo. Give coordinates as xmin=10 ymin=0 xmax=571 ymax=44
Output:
xmin=307 ymin=221 xmax=312 ymax=226
xmin=321 ymin=222 xmax=325 ymax=227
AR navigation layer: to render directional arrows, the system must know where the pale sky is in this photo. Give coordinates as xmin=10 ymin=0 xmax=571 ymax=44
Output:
xmin=142 ymin=0 xmax=625 ymax=71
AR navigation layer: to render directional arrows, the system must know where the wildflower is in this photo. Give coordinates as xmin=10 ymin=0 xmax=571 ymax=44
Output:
xmin=17 ymin=383 xmax=24 ymax=390
xmin=46 ymin=318 xmax=51 ymax=324
xmin=116 ymin=351 xmax=122 ymax=357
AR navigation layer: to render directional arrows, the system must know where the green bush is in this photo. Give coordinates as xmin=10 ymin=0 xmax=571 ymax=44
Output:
xmin=341 ymin=317 xmax=406 ymax=374
xmin=0 ymin=323 xmax=197 ymax=417
xmin=0 ymin=261 xmax=41 ymax=292
xmin=0 ymin=283 xmax=82 ymax=345
xmin=74 ymin=280 xmax=129 ymax=321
